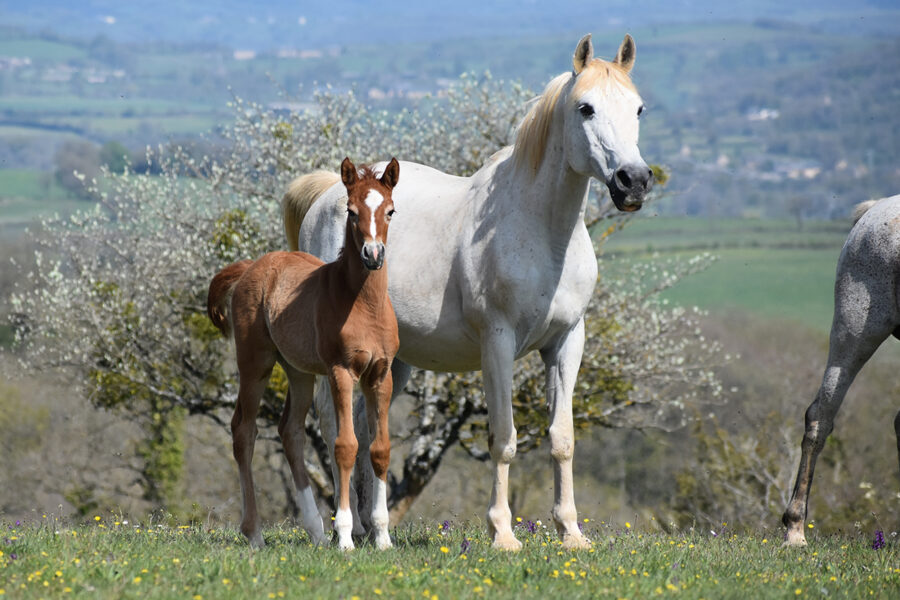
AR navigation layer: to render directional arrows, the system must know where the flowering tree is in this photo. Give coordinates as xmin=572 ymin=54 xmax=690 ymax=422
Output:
xmin=9 ymin=73 xmax=725 ymax=519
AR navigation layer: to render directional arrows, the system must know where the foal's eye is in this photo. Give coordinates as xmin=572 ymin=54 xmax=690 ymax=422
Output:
xmin=637 ymin=105 xmax=645 ymax=117
xmin=578 ymin=103 xmax=595 ymax=118
xmin=386 ymin=209 xmax=395 ymax=220
xmin=347 ymin=209 xmax=359 ymax=222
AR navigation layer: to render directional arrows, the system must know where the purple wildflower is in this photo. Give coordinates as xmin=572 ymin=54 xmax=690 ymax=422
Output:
xmin=441 ymin=520 xmax=451 ymax=533
xmin=578 ymin=522 xmax=583 ymax=533
xmin=460 ymin=537 xmax=470 ymax=553
xmin=525 ymin=520 xmax=537 ymax=534
xmin=873 ymin=530 xmax=886 ymax=550
xmin=15 ymin=521 xmax=20 ymax=526
xmin=9 ymin=553 xmax=17 ymax=560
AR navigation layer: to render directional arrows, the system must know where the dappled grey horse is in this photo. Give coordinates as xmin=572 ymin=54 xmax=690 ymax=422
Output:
xmin=783 ymin=194 xmax=900 ymax=546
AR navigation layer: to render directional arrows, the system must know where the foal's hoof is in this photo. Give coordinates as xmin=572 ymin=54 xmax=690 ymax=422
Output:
xmin=491 ymin=532 xmax=523 ymax=552
xmin=561 ymin=532 xmax=593 ymax=550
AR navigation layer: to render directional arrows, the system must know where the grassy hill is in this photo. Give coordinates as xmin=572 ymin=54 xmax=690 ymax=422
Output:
xmin=601 ymin=217 xmax=850 ymax=332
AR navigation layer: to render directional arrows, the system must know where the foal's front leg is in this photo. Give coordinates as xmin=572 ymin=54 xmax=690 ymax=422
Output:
xmin=541 ymin=320 xmax=591 ymax=549
xmin=362 ymin=360 xmax=394 ymax=549
xmin=329 ymin=366 xmax=359 ymax=550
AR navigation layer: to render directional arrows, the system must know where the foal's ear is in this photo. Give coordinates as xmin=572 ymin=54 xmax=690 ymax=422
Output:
xmin=380 ymin=157 xmax=400 ymax=190
xmin=573 ymin=34 xmax=593 ymax=75
xmin=340 ymin=157 xmax=357 ymax=188
xmin=613 ymin=34 xmax=636 ymax=74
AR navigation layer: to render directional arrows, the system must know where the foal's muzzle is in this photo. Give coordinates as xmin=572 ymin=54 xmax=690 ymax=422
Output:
xmin=361 ymin=242 xmax=385 ymax=270
xmin=609 ymin=163 xmax=654 ymax=212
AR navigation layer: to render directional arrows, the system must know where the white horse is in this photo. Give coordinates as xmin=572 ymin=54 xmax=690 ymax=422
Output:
xmin=783 ymin=194 xmax=900 ymax=546
xmin=283 ymin=34 xmax=652 ymax=550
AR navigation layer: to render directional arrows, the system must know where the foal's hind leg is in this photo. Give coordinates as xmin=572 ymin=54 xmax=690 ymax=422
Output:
xmin=782 ymin=278 xmax=893 ymax=546
xmin=278 ymin=366 xmax=326 ymax=546
xmin=232 ymin=365 xmax=274 ymax=548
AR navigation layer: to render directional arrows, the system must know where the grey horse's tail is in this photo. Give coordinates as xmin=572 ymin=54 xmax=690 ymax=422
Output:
xmin=852 ymin=200 xmax=880 ymax=225
xmin=282 ymin=171 xmax=341 ymax=251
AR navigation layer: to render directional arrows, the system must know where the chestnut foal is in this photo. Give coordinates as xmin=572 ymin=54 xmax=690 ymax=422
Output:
xmin=208 ymin=158 xmax=400 ymax=550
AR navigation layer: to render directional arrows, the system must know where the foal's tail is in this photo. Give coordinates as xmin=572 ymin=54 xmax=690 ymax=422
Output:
xmin=207 ymin=260 xmax=253 ymax=338
xmin=282 ymin=171 xmax=341 ymax=251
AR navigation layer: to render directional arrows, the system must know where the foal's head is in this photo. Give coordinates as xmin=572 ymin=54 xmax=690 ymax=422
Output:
xmin=340 ymin=157 xmax=399 ymax=271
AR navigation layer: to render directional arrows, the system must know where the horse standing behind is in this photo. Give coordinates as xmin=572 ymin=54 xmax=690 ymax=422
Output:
xmin=208 ymin=158 xmax=400 ymax=550
xmin=283 ymin=34 xmax=652 ymax=550
xmin=783 ymin=194 xmax=900 ymax=546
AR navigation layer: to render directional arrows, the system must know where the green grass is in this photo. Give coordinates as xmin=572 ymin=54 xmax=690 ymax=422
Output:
xmin=1 ymin=518 xmax=896 ymax=599
xmin=600 ymin=217 xmax=849 ymax=332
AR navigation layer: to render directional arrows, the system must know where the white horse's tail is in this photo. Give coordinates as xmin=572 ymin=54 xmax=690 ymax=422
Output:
xmin=282 ymin=171 xmax=341 ymax=251
xmin=852 ymin=199 xmax=880 ymax=225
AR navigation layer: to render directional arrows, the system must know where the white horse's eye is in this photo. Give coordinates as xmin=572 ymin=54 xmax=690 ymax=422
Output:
xmin=578 ymin=103 xmax=594 ymax=118
xmin=637 ymin=105 xmax=645 ymax=117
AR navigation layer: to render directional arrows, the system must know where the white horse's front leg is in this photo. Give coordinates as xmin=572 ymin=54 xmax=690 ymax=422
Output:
xmin=541 ymin=319 xmax=591 ymax=549
xmin=481 ymin=327 xmax=522 ymax=551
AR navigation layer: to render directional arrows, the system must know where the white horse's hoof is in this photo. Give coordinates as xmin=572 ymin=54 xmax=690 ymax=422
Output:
xmin=374 ymin=531 xmax=392 ymax=550
xmin=561 ymin=532 xmax=592 ymax=550
xmin=491 ymin=532 xmax=523 ymax=552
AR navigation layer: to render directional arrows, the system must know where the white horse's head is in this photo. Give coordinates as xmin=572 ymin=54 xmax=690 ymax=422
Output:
xmin=515 ymin=34 xmax=653 ymax=212
xmin=566 ymin=34 xmax=652 ymax=211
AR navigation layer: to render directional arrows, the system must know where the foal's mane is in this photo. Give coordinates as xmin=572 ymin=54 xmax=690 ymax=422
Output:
xmin=512 ymin=59 xmax=637 ymax=177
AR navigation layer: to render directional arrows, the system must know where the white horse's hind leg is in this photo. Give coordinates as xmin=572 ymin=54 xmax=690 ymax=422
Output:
xmin=782 ymin=275 xmax=893 ymax=546
xmin=278 ymin=367 xmax=326 ymax=546
xmin=481 ymin=328 xmax=523 ymax=551
xmin=541 ymin=320 xmax=591 ymax=550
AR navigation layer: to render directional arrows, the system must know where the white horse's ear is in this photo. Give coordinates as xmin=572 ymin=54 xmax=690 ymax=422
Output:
xmin=340 ymin=157 xmax=357 ymax=187
xmin=572 ymin=34 xmax=593 ymax=75
xmin=380 ymin=157 xmax=400 ymax=190
xmin=614 ymin=34 xmax=636 ymax=73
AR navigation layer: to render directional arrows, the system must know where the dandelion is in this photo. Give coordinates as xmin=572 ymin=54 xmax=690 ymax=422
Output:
xmin=872 ymin=530 xmax=886 ymax=550
xmin=440 ymin=546 xmax=449 ymax=554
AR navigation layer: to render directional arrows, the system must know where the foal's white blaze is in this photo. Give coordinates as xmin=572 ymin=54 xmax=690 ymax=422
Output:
xmin=364 ymin=189 xmax=384 ymax=240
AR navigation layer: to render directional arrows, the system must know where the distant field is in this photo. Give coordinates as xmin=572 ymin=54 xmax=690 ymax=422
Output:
xmin=0 ymin=168 xmax=80 ymax=229
xmin=601 ymin=217 xmax=849 ymax=332
xmin=0 ymin=38 xmax=86 ymax=61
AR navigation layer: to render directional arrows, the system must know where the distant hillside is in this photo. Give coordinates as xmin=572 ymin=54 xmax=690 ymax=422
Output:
xmin=0 ymin=15 xmax=898 ymax=220
xmin=1 ymin=1 xmax=898 ymax=50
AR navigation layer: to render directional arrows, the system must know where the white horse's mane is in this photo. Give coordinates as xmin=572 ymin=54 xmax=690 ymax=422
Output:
xmin=512 ymin=59 xmax=638 ymax=176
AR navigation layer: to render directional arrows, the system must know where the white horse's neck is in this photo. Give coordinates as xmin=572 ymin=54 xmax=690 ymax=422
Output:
xmin=499 ymin=107 xmax=591 ymax=248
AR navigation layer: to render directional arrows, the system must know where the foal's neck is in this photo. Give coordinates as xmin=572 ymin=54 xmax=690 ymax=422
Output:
xmin=334 ymin=250 xmax=389 ymax=307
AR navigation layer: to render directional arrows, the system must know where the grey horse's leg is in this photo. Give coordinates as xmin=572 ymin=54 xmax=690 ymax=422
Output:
xmin=895 ymin=409 xmax=900 ymax=482
xmin=783 ymin=275 xmax=894 ymax=546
